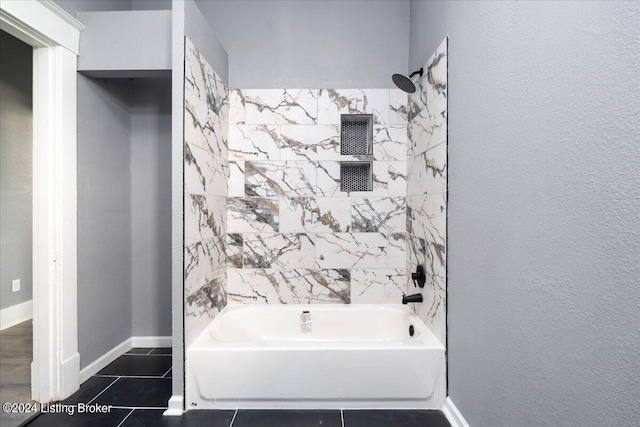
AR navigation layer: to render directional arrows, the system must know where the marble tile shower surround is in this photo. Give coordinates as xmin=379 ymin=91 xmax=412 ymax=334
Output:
xmin=227 ymin=88 xmax=410 ymax=305
xmin=406 ymin=38 xmax=448 ymax=345
xmin=183 ymin=38 xmax=229 ymax=347
xmin=182 ymin=40 xmax=446 ymax=343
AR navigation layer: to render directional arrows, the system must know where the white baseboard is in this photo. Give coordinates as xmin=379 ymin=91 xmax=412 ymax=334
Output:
xmin=80 ymin=338 xmax=132 ymax=383
xmin=132 ymin=336 xmax=172 ymax=348
xmin=60 ymin=352 xmax=80 ymax=399
xmin=163 ymin=396 xmax=184 ymax=416
xmin=0 ymin=299 xmax=33 ymax=330
xmin=79 ymin=336 xmax=171 ymax=384
xmin=443 ymin=397 xmax=471 ymax=427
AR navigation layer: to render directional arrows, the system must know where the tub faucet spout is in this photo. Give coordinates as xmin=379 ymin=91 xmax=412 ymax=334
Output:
xmin=402 ymin=293 xmax=423 ymax=304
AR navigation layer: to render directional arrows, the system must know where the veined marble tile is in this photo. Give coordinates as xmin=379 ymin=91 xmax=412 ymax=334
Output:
xmin=278 ymin=269 xmax=350 ymax=304
xmin=228 ymin=161 xmax=245 ymax=197
xmin=184 ymin=193 xmax=226 ymax=245
xmin=225 ymin=233 xmax=243 ymax=268
xmin=407 ymin=194 xmax=446 ymax=243
xmin=372 ymin=125 xmax=407 ymax=161
xmin=185 ymin=93 xmax=228 ymax=158
xmin=227 ymin=268 xmax=281 ymax=304
xmin=185 ymin=268 xmax=227 ymax=319
xmin=229 ymin=125 xmax=280 ymax=160
xmin=406 ymin=235 xmax=446 ymax=292
xmin=185 ymin=141 xmax=227 ymax=197
xmin=185 ymin=39 xmax=229 ymax=119
xmin=315 ymin=232 xmax=406 ymax=269
xmin=424 ymin=38 xmax=447 ymax=107
xmin=389 ymin=89 xmax=409 ymax=125
xmin=184 ymin=239 xmax=225 ymax=293
xmin=406 ymin=233 xmax=446 ymax=344
xmin=280 ymin=197 xmax=351 ymax=233
xmin=244 ymin=89 xmax=318 ymax=125
xmin=243 ymin=233 xmax=315 ymax=269
xmin=351 ymin=269 xmax=406 ymax=304
xmin=279 ymin=124 xmax=343 ymax=161
xmin=407 ymin=102 xmax=446 ymax=158
xmin=316 ymin=161 xmax=389 ymax=197
xmin=229 ymin=89 xmax=245 ymax=125
xmin=317 ymin=89 xmax=389 ymax=124
xmin=416 ymin=274 xmax=446 ymax=345
xmin=245 ymin=161 xmax=316 ymax=197
xmin=407 ymin=149 xmax=447 ymax=196
xmin=184 ymin=38 xmax=208 ymax=104
xmin=388 ymin=161 xmax=407 ymax=197
xmin=227 ymin=197 xmax=279 ymax=233
xmin=351 ymin=197 xmax=406 ymax=233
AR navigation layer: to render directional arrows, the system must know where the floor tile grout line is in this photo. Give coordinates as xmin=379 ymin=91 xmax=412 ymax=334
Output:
xmin=341 ymin=409 xmax=345 ymax=427
xmin=94 ymin=374 xmax=171 ymax=379
xmin=110 ymin=406 xmax=169 ymax=410
xmin=229 ymin=408 xmax=238 ymax=427
xmin=146 ymin=348 xmax=154 ymax=355
xmin=87 ymin=377 xmax=119 ymax=405
xmin=161 ymin=367 xmax=172 ymax=378
xmin=115 ymin=408 xmax=135 ymax=427
xmin=123 ymin=354 xmax=172 ymax=357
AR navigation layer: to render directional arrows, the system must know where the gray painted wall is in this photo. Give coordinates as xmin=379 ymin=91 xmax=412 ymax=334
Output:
xmin=54 ymin=0 xmax=132 ymax=17
xmin=77 ymin=74 xmax=172 ymax=367
xmin=195 ymin=0 xmax=409 ymax=88
xmin=77 ymin=11 xmax=172 ymax=77
xmin=185 ymin=0 xmax=229 ymax=85
xmin=77 ymin=75 xmax=133 ymax=369
xmin=130 ymin=77 xmax=172 ymax=337
xmin=409 ymin=1 xmax=640 ymax=426
xmin=0 ymin=31 xmax=32 ymax=310
xmin=131 ymin=0 xmax=171 ymax=11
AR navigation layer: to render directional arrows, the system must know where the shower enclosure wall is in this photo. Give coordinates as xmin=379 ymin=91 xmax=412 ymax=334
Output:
xmin=179 ymin=17 xmax=448 ymax=410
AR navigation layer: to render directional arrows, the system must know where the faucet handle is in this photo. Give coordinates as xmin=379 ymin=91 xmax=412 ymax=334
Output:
xmin=411 ymin=265 xmax=426 ymax=288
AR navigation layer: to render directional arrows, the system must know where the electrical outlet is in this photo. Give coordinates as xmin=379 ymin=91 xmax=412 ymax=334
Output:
xmin=12 ymin=279 xmax=20 ymax=293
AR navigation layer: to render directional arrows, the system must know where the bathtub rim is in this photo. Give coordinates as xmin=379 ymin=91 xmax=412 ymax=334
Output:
xmin=188 ymin=303 xmax=445 ymax=350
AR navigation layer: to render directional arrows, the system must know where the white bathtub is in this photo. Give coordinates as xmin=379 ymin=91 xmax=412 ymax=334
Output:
xmin=186 ymin=304 xmax=445 ymax=410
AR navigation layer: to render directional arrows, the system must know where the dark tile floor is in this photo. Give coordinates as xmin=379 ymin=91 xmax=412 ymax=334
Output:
xmin=23 ymin=348 xmax=450 ymax=426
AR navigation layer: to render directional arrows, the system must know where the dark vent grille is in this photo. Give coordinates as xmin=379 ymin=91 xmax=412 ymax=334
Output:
xmin=340 ymin=162 xmax=372 ymax=192
xmin=341 ymin=114 xmax=372 ymax=155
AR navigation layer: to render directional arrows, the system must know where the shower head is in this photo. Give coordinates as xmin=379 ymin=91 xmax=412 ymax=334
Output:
xmin=392 ymin=68 xmax=423 ymax=93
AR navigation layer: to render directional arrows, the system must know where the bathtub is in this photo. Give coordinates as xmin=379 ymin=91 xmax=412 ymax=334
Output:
xmin=186 ymin=304 xmax=445 ymax=410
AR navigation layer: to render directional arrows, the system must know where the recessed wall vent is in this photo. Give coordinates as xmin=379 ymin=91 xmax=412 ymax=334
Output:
xmin=340 ymin=114 xmax=373 ymax=155
xmin=340 ymin=162 xmax=373 ymax=192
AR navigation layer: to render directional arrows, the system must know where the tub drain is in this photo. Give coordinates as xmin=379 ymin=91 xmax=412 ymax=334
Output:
xmin=409 ymin=325 xmax=415 ymax=337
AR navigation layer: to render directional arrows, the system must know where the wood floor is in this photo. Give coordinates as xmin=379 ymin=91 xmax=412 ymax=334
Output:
xmin=0 ymin=319 xmax=34 ymax=427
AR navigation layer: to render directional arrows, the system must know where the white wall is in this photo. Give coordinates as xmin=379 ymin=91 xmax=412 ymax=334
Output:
xmin=0 ymin=31 xmax=32 ymax=311
xmin=196 ymin=0 xmax=410 ymax=88
xmin=130 ymin=77 xmax=172 ymax=337
xmin=409 ymin=1 xmax=640 ymax=426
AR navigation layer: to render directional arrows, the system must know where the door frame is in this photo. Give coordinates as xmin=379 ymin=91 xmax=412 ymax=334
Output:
xmin=0 ymin=0 xmax=84 ymax=402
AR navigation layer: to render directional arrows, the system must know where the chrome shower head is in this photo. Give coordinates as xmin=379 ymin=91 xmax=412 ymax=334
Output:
xmin=392 ymin=68 xmax=424 ymax=93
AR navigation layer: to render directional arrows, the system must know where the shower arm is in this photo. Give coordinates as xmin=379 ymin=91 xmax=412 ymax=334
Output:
xmin=409 ymin=68 xmax=424 ymax=79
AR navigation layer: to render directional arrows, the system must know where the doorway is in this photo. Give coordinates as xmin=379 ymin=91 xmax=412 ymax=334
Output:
xmin=0 ymin=29 xmax=35 ymax=427
xmin=0 ymin=0 xmax=84 ymax=416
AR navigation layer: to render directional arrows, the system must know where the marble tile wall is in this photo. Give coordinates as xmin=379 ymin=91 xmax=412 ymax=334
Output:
xmin=406 ymin=38 xmax=448 ymax=345
xmin=227 ymin=88 xmax=409 ymax=305
xmin=184 ymin=38 xmax=229 ymax=347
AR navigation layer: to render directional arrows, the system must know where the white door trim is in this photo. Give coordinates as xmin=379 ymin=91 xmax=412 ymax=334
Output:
xmin=0 ymin=0 xmax=84 ymax=403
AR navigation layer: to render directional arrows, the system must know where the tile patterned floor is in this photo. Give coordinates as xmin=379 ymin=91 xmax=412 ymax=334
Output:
xmin=23 ymin=348 xmax=450 ymax=426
